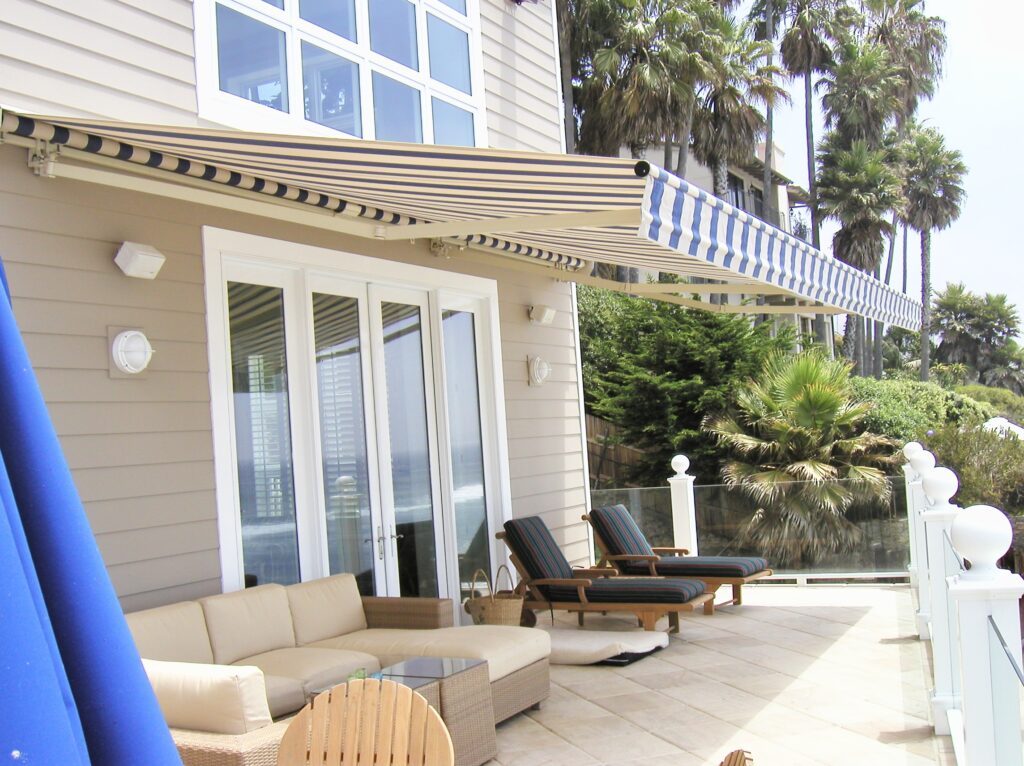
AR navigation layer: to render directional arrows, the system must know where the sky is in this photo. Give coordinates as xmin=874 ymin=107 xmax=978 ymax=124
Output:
xmin=766 ymin=0 xmax=1024 ymax=330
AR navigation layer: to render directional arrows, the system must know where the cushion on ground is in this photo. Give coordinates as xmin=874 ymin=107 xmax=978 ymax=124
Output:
xmin=234 ymin=646 xmax=380 ymax=697
xmin=126 ymin=601 xmax=215 ymax=664
xmin=622 ymin=556 xmax=769 ymax=578
xmin=313 ymin=626 xmax=550 ymax=683
xmin=544 ymin=577 xmax=705 ymax=604
xmin=286 ymin=574 xmax=367 ymax=644
xmin=142 ymin=659 xmax=272 ymax=735
xmin=200 ymin=584 xmax=297 ymax=665
xmin=538 ymin=626 xmax=669 ymax=665
xmin=262 ymin=674 xmax=307 ymax=718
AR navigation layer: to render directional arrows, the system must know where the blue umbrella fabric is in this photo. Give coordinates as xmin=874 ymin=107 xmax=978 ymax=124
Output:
xmin=0 ymin=257 xmax=181 ymax=765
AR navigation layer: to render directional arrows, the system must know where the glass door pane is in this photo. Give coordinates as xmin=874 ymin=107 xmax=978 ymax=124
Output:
xmin=312 ymin=293 xmax=376 ymax=594
xmin=380 ymin=302 xmax=438 ymax=597
xmin=441 ymin=310 xmax=490 ymax=601
xmin=227 ymin=282 xmax=300 ymax=586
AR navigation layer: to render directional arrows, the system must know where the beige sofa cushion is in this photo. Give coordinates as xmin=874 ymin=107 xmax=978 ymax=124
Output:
xmin=200 ymin=585 xmax=297 ymax=665
xmin=142 ymin=659 xmax=272 ymax=735
xmin=262 ymin=675 xmax=308 ymax=719
xmin=237 ymin=646 xmax=379 ymax=698
xmin=315 ymin=626 xmax=551 ymax=683
xmin=126 ymin=601 xmax=214 ymax=664
xmin=287 ymin=574 xmax=367 ymax=644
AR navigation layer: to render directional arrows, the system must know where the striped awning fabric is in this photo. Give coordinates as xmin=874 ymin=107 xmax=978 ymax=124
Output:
xmin=0 ymin=109 xmax=920 ymax=329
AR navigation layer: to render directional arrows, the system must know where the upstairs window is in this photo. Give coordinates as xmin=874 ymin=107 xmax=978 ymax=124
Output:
xmin=195 ymin=0 xmax=483 ymax=145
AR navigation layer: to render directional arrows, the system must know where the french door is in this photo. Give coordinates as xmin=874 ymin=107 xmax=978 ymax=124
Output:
xmin=207 ymin=231 xmax=506 ymax=604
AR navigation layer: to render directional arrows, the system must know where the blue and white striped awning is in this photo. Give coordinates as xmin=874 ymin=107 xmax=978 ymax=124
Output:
xmin=0 ymin=109 xmax=920 ymax=329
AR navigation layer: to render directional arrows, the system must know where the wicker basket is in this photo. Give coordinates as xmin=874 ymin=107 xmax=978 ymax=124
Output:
xmin=463 ymin=566 xmax=523 ymax=626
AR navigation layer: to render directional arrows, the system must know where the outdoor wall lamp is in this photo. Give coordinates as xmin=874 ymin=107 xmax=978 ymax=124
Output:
xmin=527 ymin=355 xmax=551 ymax=387
xmin=111 ymin=330 xmax=154 ymax=374
xmin=528 ymin=304 xmax=556 ymax=325
xmin=115 ymin=241 xmax=166 ymax=279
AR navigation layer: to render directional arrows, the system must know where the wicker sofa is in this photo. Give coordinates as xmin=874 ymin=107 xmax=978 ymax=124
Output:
xmin=126 ymin=574 xmax=550 ymax=766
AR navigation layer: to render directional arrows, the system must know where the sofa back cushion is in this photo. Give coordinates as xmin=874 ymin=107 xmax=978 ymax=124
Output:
xmin=286 ymin=574 xmax=367 ymax=645
xmin=142 ymin=659 xmax=272 ymax=735
xmin=126 ymin=601 xmax=214 ymax=664
xmin=200 ymin=585 xmax=296 ymax=665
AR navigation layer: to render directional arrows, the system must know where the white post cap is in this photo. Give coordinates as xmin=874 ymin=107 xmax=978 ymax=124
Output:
xmin=671 ymin=455 xmax=691 ymax=477
xmin=922 ymin=467 xmax=959 ymax=506
xmin=903 ymin=441 xmax=924 ymax=460
xmin=908 ymin=450 xmax=936 ymax=476
xmin=951 ymin=505 xmax=1013 ymax=581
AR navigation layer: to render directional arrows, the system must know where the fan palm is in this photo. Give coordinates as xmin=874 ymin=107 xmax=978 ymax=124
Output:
xmin=932 ymin=282 xmax=982 ymax=368
xmin=704 ymin=349 xmax=897 ymax=565
xmin=902 ymin=126 xmax=967 ymax=381
xmin=690 ymin=14 xmax=789 ymax=197
xmin=820 ymin=39 xmax=901 ymax=147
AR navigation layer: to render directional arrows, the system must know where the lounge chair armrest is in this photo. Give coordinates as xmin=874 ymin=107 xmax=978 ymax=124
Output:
xmin=361 ymin=596 xmax=454 ymax=629
xmin=573 ymin=567 xmax=617 ymax=578
xmin=604 ymin=554 xmax=659 ymax=562
xmin=651 ymin=547 xmax=690 ymax=556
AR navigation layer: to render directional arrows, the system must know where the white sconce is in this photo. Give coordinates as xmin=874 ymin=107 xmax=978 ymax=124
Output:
xmin=528 ymin=304 xmax=556 ymax=326
xmin=115 ymin=242 xmax=166 ymax=280
xmin=111 ymin=330 xmax=154 ymax=374
xmin=527 ymin=355 xmax=551 ymax=387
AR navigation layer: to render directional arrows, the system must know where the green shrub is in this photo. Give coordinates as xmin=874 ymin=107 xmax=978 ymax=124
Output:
xmin=956 ymin=384 xmax=1024 ymax=424
xmin=849 ymin=378 xmax=993 ymax=442
xmin=924 ymin=426 xmax=1024 ymax=514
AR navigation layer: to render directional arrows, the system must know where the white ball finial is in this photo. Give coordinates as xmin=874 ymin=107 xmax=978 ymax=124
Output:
xmin=908 ymin=450 xmax=936 ymax=475
xmin=922 ymin=467 xmax=959 ymax=506
xmin=671 ymin=455 xmax=690 ymax=476
xmin=951 ymin=505 xmax=1013 ymax=581
xmin=903 ymin=441 xmax=924 ymax=460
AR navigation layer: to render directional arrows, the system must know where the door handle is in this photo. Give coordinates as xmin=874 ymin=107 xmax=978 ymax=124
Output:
xmin=362 ymin=525 xmax=385 ymax=560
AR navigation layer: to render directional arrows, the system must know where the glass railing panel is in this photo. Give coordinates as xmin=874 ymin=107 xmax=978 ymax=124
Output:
xmin=691 ymin=477 xmax=909 ymax=576
xmin=987 ymin=616 xmax=1024 ymax=764
xmin=943 ymin=530 xmax=964 ymax=698
xmin=590 ymin=487 xmax=673 ymax=548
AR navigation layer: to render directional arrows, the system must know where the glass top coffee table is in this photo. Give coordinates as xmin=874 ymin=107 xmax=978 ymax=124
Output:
xmin=379 ymin=657 xmax=497 ymax=766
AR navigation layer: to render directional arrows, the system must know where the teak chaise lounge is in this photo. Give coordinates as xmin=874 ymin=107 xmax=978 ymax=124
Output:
xmin=585 ymin=504 xmax=771 ymax=612
xmin=497 ymin=516 xmax=713 ymax=632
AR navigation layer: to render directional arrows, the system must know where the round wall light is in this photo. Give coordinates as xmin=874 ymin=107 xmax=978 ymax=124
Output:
xmin=528 ymin=355 xmax=551 ymax=387
xmin=112 ymin=330 xmax=154 ymax=374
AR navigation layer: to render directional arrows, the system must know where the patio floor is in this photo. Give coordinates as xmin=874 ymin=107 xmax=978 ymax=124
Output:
xmin=490 ymin=585 xmax=957 ymax=766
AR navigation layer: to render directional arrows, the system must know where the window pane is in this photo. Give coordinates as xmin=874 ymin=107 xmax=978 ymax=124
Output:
xmin=372 ymin=73 xmax=422 ymax=142
xmin=227 ymin=282 xmax=300 ymax=586
xmin=299 ymin=0 xmax=356 ymax=42
xmin=369 ymin=0 xmax=418 ymax=70
xmin=432 ymin=99 xmax=474 ymax=146
xmin=261 ymin=0 xmax=284 ymax=7
xmin=436 ymin=0 xmax=467 ymax=16
xmin=216 ymin=4 xmax=288 ymax=112
xmin=302 ymin=42 xmax=362 ymax=136
xmin=427 ymin=15 xmax=471 ymax=94
xmin=441 ymin=310 xmax=490 ymax=602
xmin=313 ymin=294 xmax=376 ymax=595
xmin=381 ymin=303 xmax=438 ymax=598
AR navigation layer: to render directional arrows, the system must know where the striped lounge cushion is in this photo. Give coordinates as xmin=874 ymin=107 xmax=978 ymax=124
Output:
xmin=546 ymin=577 xmax=705 ymax=604
xmin=622 ymin=556 xmax=769 ymax=578
xmin=503 ymin=517 xmax=574 ymax=581
xmin=590 ymin=505 xmax=655 ymax=558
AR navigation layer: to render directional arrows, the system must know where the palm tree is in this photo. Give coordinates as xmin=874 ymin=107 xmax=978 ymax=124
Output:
xmin=902 ymin=126 xmax=967 ymax=382
xmin=820 ymin=39 xmax=902 ymax=147
xmin=816 ymin=137 xmax=902 ymax=365
xmin=574 ymin=0 xmax=712 ymax=157
xmin=932 ymin=282 xmax=982 ymax=369
xmin=704 ymin=349 xmax=897 ymax=565
xmin=690 ymin=14 xmax=789 ymax=197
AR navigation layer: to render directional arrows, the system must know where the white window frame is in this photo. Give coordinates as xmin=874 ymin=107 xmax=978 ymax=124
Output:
xmin=203 ymin=227 xmax=511 ymax=594
xmin=192 ymin=0 xmax=488 ymax=146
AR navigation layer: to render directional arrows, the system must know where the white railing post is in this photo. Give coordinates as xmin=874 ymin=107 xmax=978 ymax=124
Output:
xmin=921 ymin=467 xmax=961 ymax=734
xmin=910 ymin=449 xmax=937 ymax=639
xmin=903 ymin=441 xmax=923 ymax=590
xmin=949 ymin=505 xmax=1024 ymax=766
xmin=668 ymin=455 xmax=698 ymax=555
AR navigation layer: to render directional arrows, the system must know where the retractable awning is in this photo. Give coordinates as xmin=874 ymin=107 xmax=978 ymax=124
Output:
xmin=0 ymin=109 xmax=920 ymax=329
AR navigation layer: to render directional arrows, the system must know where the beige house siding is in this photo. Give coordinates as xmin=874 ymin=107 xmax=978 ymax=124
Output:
xmin=0 ymin=144 xmax=589 ymax=609
xmin=479 ymin=0 xmax=564 ymax=153
xmin=0 ymin=0 xmax=199 ymax=123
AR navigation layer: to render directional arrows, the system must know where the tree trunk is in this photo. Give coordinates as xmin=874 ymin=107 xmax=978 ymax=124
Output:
xmin=920 ymin=228 xmax=931 ymax=381
xmin=762 ymin=0 xmax=775 ymax=226
xmin=804 ymin=70 xmax=829 ymax=349
xmin=556 ymin=0 xmax=575 ymax=153
xmin=874 ymin=260 xmax=886 ymax=377
xmin=883 ymin=212 xmax=898 ymax=286
xmin=713 ymin=158 xmax=728 ymax=199
xmin=663 ymin=138 xmax=673 ymax=170
xmin=842 ymin=315 xmax=857 ymax=364
xmin=674 ymin=97 xmax=694 ymax=178
xmin=856 ymin=317 xmax=866 ymax=375
xmin=901 ymin=224 xmax=909 ymax=294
